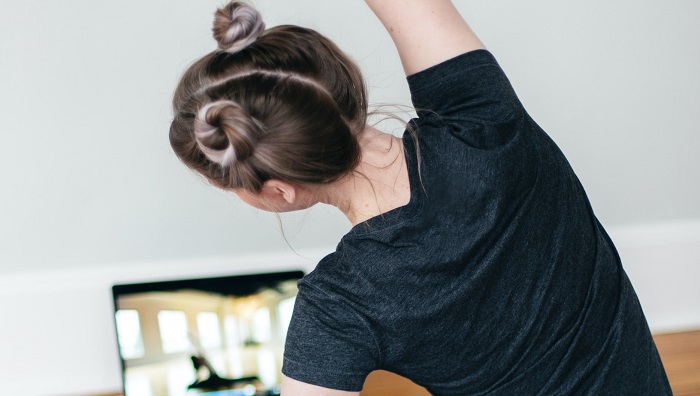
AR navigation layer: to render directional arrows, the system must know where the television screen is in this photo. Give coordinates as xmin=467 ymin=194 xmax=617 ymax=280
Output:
xmin=112 ymin=270 xmax=304 ymax=396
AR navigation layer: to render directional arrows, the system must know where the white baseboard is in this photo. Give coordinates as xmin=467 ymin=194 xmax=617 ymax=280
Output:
xmin=0 ymin=219 xmax=698 ymax=396
xmin=607 ymin=219 xmax=700 ymax=334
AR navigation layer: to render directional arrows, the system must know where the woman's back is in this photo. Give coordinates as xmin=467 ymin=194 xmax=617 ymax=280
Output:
xmin=283 ymin=49 xmax=670 ymax=395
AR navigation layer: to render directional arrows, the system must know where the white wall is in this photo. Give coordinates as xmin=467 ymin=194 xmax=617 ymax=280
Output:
xmin=0 ymin=1 xmax=698 ymax=395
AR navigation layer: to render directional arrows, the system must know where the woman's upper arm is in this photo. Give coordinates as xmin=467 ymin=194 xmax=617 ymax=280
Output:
xmin=365 ymin=0 xmax=485 ymax=75
xmin=282 ymin=375 xmax=361 ymax=396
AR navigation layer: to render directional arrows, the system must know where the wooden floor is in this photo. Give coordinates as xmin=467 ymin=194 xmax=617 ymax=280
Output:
xmin=654 ymin=330 xmax=700 ymax=396
xmin=361 ymin=330 xmax=700 ymax=396
xmin=95 ymin=330 xmax=700 ymax=396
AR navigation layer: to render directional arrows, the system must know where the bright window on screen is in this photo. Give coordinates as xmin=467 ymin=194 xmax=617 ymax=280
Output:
xmin=115 ymin=309 xmax=145 ymax=359
xmin=196 ymin=312 xmax=222 ymax=349
xmin=278 ymin=296 xmax=296 ymax=339
xmin=224 ymin=315 xmax=240 ymax=346
xmin=157 ymin=310 xmax=190 ymax=353
xmin=252 ymin=307 xmax=271 ymax=343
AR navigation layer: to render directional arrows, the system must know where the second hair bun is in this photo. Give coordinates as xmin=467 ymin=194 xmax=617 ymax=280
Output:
xmin=213 ymin=2 xmax=266 ymax=53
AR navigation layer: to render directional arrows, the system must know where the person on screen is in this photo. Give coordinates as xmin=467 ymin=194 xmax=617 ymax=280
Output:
xmin=168 ymin=1 xmax=671 ymax=394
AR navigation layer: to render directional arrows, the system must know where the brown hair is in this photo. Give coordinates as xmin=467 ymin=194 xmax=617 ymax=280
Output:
xmin=169 ymin=1 xmax=368 ymax=193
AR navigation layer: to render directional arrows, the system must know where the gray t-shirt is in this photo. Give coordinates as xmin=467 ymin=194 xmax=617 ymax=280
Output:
xmin=282 ymin=50 xmax=670 ymax=395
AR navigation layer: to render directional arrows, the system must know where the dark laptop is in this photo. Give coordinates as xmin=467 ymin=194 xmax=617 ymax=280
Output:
xmin=112 ymin=270 xmax=304 ymax=396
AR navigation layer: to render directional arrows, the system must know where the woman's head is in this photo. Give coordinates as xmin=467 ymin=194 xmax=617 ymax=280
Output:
xmin=169 ymin=1 xmax=367 ymax=194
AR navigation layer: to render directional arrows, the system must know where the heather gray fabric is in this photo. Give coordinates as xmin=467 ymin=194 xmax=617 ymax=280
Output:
xmin=282 ymin=50 xmax=671 ymax=395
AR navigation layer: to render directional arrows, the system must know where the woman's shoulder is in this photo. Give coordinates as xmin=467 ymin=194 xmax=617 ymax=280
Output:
xmin=407 ymin=48 xmax=498 ymax=91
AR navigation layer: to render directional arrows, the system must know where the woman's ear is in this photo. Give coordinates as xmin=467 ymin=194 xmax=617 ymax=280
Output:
xmin=261 ymin=179 xmax=297 ymax=205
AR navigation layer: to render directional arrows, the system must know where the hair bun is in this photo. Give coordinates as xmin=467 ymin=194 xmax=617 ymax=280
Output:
xmin=194 ymin=100 xmax=261 ymax=167
xmin=213 ymin=2 xmax=265 ymax=53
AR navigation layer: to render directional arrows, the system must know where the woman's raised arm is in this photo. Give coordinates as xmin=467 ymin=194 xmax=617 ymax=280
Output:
xmin=365 ymin=0 xmax=485 ymax=75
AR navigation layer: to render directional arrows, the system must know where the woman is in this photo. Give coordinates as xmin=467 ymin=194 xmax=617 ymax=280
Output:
xmin=169 ymin=1 xmax=671 ymax=394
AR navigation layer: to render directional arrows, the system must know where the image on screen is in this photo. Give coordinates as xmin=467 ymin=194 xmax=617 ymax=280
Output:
xmin=112 ymin=271 xmax=304 ymax=396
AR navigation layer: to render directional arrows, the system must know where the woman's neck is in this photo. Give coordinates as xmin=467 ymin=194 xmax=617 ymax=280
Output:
xmin=322 ymin=127 xmax=411 ymax=226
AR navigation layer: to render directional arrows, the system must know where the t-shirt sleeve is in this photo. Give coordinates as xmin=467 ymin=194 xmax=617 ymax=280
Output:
xmin=282 ymin=279 xmax=379 ymax=391
xmin=407 ymin=49 xmax=524 ymax=149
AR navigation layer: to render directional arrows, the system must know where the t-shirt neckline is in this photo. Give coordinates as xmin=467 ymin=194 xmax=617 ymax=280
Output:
xmin=346 ymin=129 xmax=423 ymax=236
